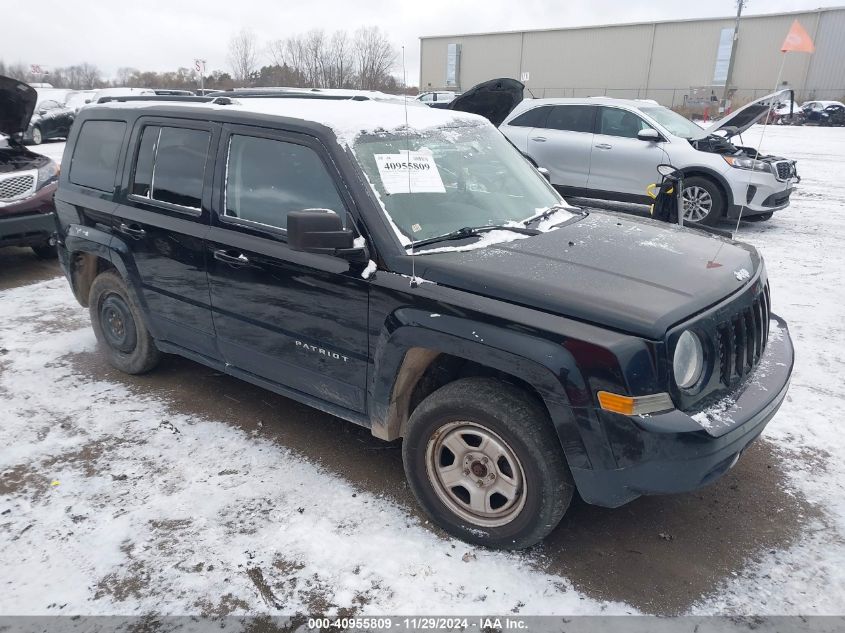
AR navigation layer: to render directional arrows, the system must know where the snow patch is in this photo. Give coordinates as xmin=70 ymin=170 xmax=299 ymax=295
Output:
xmin=361 ymin=260 xmax=377 ymax=279
xmin=413 ymin=230 xmax=530 ymax=254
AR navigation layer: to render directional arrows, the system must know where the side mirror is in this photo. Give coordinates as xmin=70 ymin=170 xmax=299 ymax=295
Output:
xmin=637 ymin=128 xmax=661 ymax=142
xmin=537 ymin=166 xmax=551 ymax=182
xmin=287 ymin=209 xmax=365 ymax=261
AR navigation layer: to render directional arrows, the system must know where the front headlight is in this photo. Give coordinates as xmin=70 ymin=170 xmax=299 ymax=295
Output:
xmin=36 ymin=160 xmax=59 ymax=189
xmin=723 ymin=155 xmax=772 ymax=173
xmin=673 ymin=330 xmax=704 ymax=389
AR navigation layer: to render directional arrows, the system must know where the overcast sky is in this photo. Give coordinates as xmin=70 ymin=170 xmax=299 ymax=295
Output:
xmin=1 ymin=0 xmax=829 ymax=86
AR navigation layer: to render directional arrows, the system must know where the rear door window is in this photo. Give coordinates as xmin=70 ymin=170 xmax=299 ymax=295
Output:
xmin=508 ymin=106 xmax=551 ymax=128
xmin=69 ymin=120 xmax=127 ymax=192
xmin=545 ymin=105 xmax=595 ymax=133
xmin=224 ymin=134 xmax=345 ymax=231
xmin=131 ymin=126 xmax=211 ymax=210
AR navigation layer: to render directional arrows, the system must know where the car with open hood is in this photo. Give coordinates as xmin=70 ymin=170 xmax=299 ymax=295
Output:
xmin=53 ymin=95 xmax=793 ymax=549
xmin=452 ymin=80 xmax=798 ymax=225
xmin=0 ymin=76 xmax=60 ymax=258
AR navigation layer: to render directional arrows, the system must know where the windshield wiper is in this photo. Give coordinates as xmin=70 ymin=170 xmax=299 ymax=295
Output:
xmin=522 ymin=204 xmax=580 ymax=227
xmin=405 ymin=224 xmax=540 ymax=250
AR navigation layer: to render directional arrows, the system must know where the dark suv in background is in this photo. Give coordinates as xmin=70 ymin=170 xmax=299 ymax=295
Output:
xmin=54 ymin=95 xmax=793 ymax=549
xmin=0 ymin=76 xmax=60 ymax=258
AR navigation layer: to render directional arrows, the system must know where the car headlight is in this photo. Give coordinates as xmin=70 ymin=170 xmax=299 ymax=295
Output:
xmin=723 ymin=155 xmax=772 ymax=173
xmin=36 ymin=160 xmax=59 ymax=189
xmin=673 ymin=330 xmax=704 ymax=390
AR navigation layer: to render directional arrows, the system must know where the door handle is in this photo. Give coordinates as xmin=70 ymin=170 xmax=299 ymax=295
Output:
xmin=531 ymin=136 xmax=547 ymax=142
xmin=213 ymin=249 xmax=250 ymax=266
xmin=594 ymin=143 xmax=613 ymax=150
xmin=117 ymin=223 xmax=146 ymax=239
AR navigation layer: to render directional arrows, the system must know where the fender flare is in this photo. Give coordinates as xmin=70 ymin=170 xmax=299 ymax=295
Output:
xmin=64 ymin=226 xmax=150 ymax=322
xmin=680 ymin=165 xmax=736 ymax=210
xmin=368 ymin=308 xmax=602 ymax=470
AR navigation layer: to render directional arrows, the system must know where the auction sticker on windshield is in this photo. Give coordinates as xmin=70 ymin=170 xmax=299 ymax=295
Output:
xmin=374 ymin=150 xmax=446 ymax=194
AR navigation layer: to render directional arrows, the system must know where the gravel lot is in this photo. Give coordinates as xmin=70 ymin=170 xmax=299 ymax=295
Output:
xmin=1 ymin=126 xmax=843 ymax=617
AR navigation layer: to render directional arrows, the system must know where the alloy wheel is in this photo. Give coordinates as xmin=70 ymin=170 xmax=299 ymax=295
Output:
xmin=682 ymin=185 xmax=713 ymax=222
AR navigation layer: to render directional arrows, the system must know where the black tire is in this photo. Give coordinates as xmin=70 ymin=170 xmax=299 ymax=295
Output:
xmin=31 ymin=242 xmax=57 ymax=259
xmin=88 ymin=270 xmax=160 ymax=374
xmin=402 ymin=377 xmax=574 ymax=549
xmin=745 ymin=212 xmax=773 ymax=222
xmin=30 ymin=126 xmax=43 ymax=145
xmin=681 ymin=175 xmax=725 ymax=226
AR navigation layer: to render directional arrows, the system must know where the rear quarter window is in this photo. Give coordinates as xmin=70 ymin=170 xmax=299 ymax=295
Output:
xmin=508 ymin=106 xmax=550 ymax=128
xmin=69 ymin=120 xmax=127 ymax=192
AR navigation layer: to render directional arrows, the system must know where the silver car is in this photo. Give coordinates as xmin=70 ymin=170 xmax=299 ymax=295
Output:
xmin=498 ymin=93 xmax=798 ymax=224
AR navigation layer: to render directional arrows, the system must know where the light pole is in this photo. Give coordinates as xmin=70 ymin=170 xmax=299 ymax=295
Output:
xmin=722 ymin=0 xmax=747 ymax=113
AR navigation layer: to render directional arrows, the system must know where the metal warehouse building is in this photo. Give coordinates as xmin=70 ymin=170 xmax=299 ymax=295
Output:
xmin=419 ymin=6 xmax=845 ymax=108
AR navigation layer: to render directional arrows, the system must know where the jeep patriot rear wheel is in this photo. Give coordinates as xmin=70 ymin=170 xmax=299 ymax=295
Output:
xmin=89 ymin=271 xmax=160 ymax=374
xmin=402 ymin=377 xmax=573 ymax=549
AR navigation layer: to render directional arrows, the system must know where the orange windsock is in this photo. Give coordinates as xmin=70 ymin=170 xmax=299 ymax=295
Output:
xmin=781 ymin=19 xmax=815 ymax=53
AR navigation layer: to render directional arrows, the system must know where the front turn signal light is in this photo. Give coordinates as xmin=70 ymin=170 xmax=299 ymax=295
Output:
xmin=597 ymin=391 xmax=674 ymax=415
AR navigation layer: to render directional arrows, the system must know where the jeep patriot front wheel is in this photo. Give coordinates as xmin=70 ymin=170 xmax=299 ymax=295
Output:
xmin=402 ymin=377 xmax=573 ymax=549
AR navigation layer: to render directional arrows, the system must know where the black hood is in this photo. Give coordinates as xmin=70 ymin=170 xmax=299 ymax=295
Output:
xmin=448 ymin=78 xmax=524 ymax=126
xmin=0 ymin=75 xmax=37 ymax=137
xmin=417 ymin=213 xmax=760 ymax=339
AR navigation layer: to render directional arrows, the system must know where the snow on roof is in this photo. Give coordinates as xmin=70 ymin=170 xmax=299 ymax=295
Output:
xmin=95 ymin=97 xmax=487 ymax=147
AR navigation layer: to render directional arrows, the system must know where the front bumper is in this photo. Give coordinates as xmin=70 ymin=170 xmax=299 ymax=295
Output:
xmin=0 ymin=182 xmax=57 ymax=248
xmin=726 ymin=168 xmax=797 ymax=217
xmin=571 ymin=315 xmax=794 ymax=508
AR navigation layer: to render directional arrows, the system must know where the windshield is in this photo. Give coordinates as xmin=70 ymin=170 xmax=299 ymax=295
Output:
xmin=640 ymin=106 xmax=704 ymax=139
xmin=353 ymin=122 xmax=565 ymax=244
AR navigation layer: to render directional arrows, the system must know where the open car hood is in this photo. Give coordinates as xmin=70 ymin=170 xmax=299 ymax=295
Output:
xmin=694 ymin=89 xmax=792 ymax=140
xmin=0 ymin=75 xmax=36 ymax=137
xmin=447 ymin=78 xmax=524 ymax=126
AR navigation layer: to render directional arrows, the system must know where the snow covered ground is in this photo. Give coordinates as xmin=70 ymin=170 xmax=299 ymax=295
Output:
xmin=1 ymin=125 xmax=843 ymax=617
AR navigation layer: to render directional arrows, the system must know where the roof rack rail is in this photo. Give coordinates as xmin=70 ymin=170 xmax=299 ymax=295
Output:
xmin=96 ymin=95 xmax=235 ymax=105
xmin=204 ymin=90 xmax=369 ymax=101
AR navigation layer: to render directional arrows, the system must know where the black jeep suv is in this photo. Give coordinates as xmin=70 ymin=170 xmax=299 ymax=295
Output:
xmin=54 ymin=96 xmax=794 ymax=549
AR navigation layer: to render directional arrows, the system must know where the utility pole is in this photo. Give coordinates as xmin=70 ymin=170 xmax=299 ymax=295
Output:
xmin=722 ymin=0 xmax=746 ymax=113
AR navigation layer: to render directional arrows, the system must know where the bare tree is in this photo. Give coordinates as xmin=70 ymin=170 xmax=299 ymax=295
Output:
xmin=78 ymin=63 xmax=102 ymax=89
xmin=228 ymin=28 xmax=259 ymax=85
xmin=2 ymin=62 xmax=29 ymax=82
xmin=268 ymin=39 xmax=287 ymax=69
xmin=304 ymin=29 xmax=329 ymax=87
xmin=116 ymin=67 xmax=138 ymax=86
xmin=328 ymin=30 xmax=354 ymax=88
xmin=353 ymin=26 xmax=396 ymax=90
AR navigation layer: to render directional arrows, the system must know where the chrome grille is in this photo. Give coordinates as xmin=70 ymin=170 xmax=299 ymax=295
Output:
xmin=0 ymin=171 xmax=36 ymax=202
xmin=716 ymin=283 xmax=770 ymax=386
